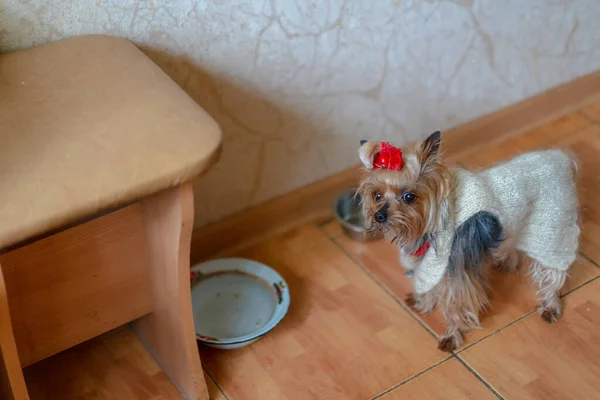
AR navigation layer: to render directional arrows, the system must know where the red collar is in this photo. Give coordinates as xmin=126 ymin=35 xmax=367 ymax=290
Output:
xmin=412 ymin=241 xmax=430 ymax=257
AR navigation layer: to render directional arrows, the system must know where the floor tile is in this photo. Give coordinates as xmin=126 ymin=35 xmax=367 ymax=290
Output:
xmin=221 ymin=223 xmax=330 ymax=263
xmin=332 ymin=231 xmax=599 ymax=345
xmin=377 ymin=358 xmax=497 ymax=400
xmin=460 ymin=278 xmax=600 ymax=400
xmin=331 ymin=233 xmax=446 ymax=335
xmin=200 ymin=237 xmax=446 ymax=400
xmin=466 ymin=257 xmax=599 ymax=344
xmin=580 ymin=100 xmax=600 ymax=122
xmin=444 ymin=110 xmax=590 ymax=163
xmin=23 ymin=327 xmax=180 ymax=399
xmin=457 ymin=111 xmax=590 ymax=168
xmin=321 ymin=219 xmax=343 ymax=238
xmin=205 ymin=373 xmax=227 ymax=400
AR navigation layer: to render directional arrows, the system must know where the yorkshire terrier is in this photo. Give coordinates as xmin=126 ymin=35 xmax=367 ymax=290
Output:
xmin=357 ymin=131 xmax=579 ymax=352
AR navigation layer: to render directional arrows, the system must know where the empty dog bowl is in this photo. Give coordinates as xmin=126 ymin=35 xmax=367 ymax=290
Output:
xmin=190 ymin=258 xmax=290 ymax=350
xmin=334 ymin=189 xmax=382 ymax=242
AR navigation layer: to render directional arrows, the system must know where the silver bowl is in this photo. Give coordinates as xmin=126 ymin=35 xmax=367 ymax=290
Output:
xmin=333 ymin=189 xmax=383 ymax=242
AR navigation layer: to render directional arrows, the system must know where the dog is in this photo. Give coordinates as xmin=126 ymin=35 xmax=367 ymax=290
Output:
xmin=357 ymin=131 xmax=579 ymax=352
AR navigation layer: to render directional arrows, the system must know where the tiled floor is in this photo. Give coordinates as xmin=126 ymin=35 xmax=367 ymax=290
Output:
xmin=201 ymin=105 xmax=600 ymax=400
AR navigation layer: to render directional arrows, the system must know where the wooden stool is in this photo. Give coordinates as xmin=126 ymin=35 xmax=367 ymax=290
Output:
xmin=0 ymin=35 xmax=221 ymax=399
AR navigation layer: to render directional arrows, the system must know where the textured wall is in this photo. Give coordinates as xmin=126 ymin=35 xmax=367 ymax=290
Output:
xmin=2 ymin=1 xmax=600 ymax=227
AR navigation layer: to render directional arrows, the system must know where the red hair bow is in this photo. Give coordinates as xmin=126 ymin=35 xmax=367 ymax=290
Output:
xmin=373 ymin=142 xmax=403 ymax=171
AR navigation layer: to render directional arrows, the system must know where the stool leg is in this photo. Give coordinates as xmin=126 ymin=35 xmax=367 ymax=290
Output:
xmin=132 ymin=183 xmax=207 ymax=400
xmin=0 ymin=264 xmax=29 ymax=400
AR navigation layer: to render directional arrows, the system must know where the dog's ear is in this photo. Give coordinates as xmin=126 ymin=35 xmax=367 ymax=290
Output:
xmin=418 ymin=131 xmax=441 ymax=166
xmin=358 ymin=140 xmax=381 ymax=170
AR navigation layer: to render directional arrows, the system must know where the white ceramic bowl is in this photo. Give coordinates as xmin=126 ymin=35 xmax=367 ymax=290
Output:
xmin=190 ymin=258 xmax=290 ymax=350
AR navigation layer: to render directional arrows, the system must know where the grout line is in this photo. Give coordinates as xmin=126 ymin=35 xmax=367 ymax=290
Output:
xmin=370 ymin=356 xmax=453 ymax=399
xmin=324 ymin=227 xmax=600 ymax=372
xmin=316 ymin=223 xmax=343 ymax=240
xmin=454 ymin=355 xmax=505 ymax=400
xmin=328 ymin=237 xmax=440 ymax=340
xmin=315 ymin=217 xmax=335 ymax=227
xmin=588 ymin=119 xmax=600 ymax=127
xmin=561 ymin=274 xmax=600 ymax=297
xmin=458 ymin=272 xmax=600 ymax=354
xmin=210 ymin=221 xmax=333 ymax=260
xmin=457 ymin=310 xmax=535 ymax=354
xmin=579 ymin=251 xmax=600 ymax=269
xmin=291 ymin=234 xmax=338 ymax=254
xmin=577 ymin=109 xmax=596 ymax=124
xmin=371 ymin=272 xmax=600 ymax=399
xmin=202 ymin=365 xmax=231 ymax=400
xmin=226 ymin=229 xmax=333 ymax=261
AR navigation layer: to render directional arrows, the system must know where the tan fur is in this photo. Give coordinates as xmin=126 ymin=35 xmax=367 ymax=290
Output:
xmin=357 ymin=137 xmax=451 ymax=249
xmin=407 ymin=264 xmax=491 ymax=351
xmin=358 ymin=133 xmax=576 ymax=352
xmin=530 ymin=260 xmax=568 ymax=323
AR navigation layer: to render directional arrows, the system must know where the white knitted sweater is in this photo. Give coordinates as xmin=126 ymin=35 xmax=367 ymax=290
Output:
xmin=409 ymin=150 xmax=579 ymax=294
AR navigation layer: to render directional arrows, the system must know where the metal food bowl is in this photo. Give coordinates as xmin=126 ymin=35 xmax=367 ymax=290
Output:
xmin=334 ymin=189 xmax=383 ymax=242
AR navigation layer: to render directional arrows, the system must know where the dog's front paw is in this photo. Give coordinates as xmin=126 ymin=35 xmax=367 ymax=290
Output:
xmin=438 ymin=331 xmax=463 ymax=353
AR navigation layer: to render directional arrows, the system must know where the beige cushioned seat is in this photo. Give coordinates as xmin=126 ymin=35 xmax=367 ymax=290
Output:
xmin=0 ymin=35 xmax=221 ymax=249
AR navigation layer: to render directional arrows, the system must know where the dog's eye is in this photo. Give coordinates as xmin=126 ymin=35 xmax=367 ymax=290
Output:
xmin=401 ymin=192 xmax=416 ymax=204
xmin=375 ymin=193 xmax=382 ymax=201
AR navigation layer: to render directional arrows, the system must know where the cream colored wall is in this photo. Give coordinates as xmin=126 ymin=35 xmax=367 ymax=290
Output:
xmin=2 ymin=1 xmax=600 ymax=228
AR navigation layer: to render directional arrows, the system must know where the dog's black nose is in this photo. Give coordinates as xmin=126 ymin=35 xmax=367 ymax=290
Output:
xmin=374 ymin=210 xmax=387 ymax=223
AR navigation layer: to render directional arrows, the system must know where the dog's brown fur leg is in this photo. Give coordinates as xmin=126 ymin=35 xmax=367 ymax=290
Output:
xmin=406 ymin=291 xmax=437 ymax=315
xmin=438 ymin=315 xmax=464 ymax=352
xmin=437 ymin=271 xmax=489 ymax=352
xmin=493 ymin=250 xmax=520 ymax=273
xmin=530 ymin=261 xmax=567 ymax=323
